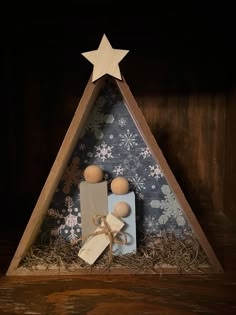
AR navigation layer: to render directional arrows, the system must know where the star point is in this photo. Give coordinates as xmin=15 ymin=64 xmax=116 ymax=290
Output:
xmin=82 ymin=34 xmax=129 ymax=82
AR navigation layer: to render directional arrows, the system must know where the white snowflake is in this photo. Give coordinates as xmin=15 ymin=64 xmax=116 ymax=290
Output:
xmin=65 ymin=211 xmax=78 ymax=228
xmin=79 ymin=144 xmax=86 ymax=151
xmin=49 ymin=196 xmax=81 ymax=243
xmin=148 ymin=164 xmax=163 ymax=180
xmin=113 ymin=165 xmax=124 ymax=176
xmin=118 ymin=117 xmax=127 ymax=127
xmin=95 ymin=141 xmax=113 ymax=162
xmin=143 ymin=215 xmax=159 ymax=234
xmin=140 ymin=147 xmax=151 ymax=159
xmin=150 ymin=185 xmax=186 ymax=227
xmin=119 ymin=129 xmax=138 ymax=151
xmin=60 ymin=196 xmax=81 ymax=242
xmin=137 ymin=192 xmax=144 ymax=200
xmin=129 ymin=174 xmax=146 ymax=191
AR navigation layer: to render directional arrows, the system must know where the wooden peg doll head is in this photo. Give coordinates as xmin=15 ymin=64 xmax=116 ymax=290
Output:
xmin=113 ymin=201 xmax=131 ymax=218
xmin=110 ymin=176 xmax=129 ymax=195
xmin=83 ymin=165 xmax=104 ymax=183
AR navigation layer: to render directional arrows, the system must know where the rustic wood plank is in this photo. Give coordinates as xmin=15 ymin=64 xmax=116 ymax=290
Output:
xmin=0 ymin=273 xmax=236 ymax=314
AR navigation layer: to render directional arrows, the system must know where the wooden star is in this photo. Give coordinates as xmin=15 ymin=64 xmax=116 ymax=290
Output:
xmin=82 ymin=34 xmax=129 ymax=82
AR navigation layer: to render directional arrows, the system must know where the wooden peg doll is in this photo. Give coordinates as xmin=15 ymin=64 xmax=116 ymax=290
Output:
xmin=108 ymin=176 xmax=137 ymax=255
xmin=79 ymin=164 xmax=108 ymax=239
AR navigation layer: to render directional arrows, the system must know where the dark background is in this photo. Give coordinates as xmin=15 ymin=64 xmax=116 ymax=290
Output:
xmin=2 ymin=2 xmax=236 ymax=258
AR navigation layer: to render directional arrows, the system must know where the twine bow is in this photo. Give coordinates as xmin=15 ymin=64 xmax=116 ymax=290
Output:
xmin=81 ymin=214 xmax=127 ymax=265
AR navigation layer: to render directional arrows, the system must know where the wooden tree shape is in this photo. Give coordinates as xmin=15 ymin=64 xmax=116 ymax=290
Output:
xmin=6 ymin=34 xmax=223 ymax=276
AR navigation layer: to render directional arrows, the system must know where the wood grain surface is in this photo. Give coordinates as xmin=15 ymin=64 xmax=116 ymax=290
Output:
xmin=0 ymin=273 xmax=235 ymax=315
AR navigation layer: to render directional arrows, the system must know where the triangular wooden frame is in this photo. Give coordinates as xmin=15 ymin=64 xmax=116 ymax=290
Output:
xmin=7 ymin=75 xmax=223 ymax=275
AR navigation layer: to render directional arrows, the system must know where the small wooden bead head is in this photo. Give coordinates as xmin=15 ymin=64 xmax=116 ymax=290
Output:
xmin=110 ymin=177 xmax=129 ymax=195
xmin=83 ymin=165 xmax=104 ymax=183
xmin=113 ymin=201 xmax=130 ymax=218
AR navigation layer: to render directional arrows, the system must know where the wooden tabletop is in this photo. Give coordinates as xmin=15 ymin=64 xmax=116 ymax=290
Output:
xmin=0 ymin=273 xmax=235 ymax=315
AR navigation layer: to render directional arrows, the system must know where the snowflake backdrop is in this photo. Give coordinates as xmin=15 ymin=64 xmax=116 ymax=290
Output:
xmin=39 ymin=79 xmax=194 ymax=244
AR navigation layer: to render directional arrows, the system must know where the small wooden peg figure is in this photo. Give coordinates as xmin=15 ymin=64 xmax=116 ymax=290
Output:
xmin=110 ymin=176 xmax=129 ymax=195
xmin=113 ymin=201 xmax=131 ymax=218
xmin=108 ymin=176 xmax=137 ymax=256
xmin=83 ymin=164 xmax=104 ymax=183
xmin=79 ymin=164 xmax=108 ymax=239
xmin=78 ymin=176 xmax=136 ymax=265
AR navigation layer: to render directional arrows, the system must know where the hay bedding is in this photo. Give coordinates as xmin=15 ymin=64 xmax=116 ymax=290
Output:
xmin=19 ymin=232 xmax=209 ymax=273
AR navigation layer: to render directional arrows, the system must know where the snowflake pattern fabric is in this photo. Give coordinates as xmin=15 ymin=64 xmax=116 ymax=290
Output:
xmin=39 ymin=79 xmax=193 ymax=242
